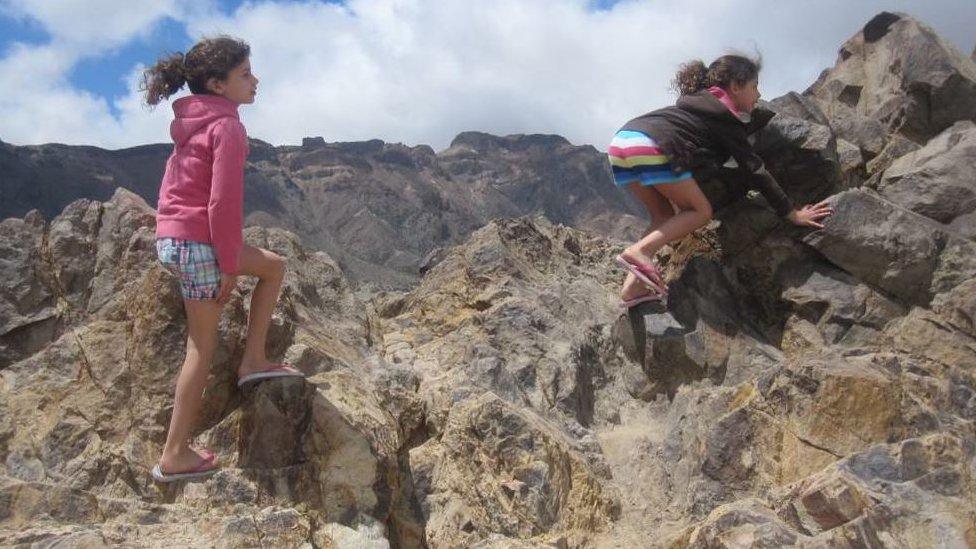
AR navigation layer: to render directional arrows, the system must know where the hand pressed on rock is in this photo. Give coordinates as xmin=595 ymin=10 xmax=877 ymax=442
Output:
xmin=788 ymin=201 xmax=834 ymax=229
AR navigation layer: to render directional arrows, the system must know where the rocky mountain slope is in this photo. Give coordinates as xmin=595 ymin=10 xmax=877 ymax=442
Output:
xmin=2 ymin=11 xmax=975 ymax=549
xmin=0 ymin=132 xmax=646 ymax=288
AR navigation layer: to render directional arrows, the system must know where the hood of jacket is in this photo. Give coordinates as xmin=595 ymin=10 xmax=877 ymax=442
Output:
xmin=169 ymin=94 xmax=240 ymax=146
xmin=676 ymin=90 xmax=776 ymax=135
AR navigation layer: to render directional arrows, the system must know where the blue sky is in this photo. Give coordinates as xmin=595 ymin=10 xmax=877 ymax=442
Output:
xmin=1 ymin=3 xmax=197 ymax=116
xmin=0 ymin=0 xmax=973 ymax=149
xmin=67 ymin=18 xmax=190 ymax=116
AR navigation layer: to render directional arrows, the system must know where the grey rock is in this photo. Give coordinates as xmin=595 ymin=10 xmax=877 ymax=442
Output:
xmin=803 ymin=188 xmax=976 ymax=306
xmin=773 ymin=434 xmax=976 ymax=548
xmin=756 ymin=103 xmax=843 ymax=205
xmin=835 ymin=138 xmax=865 ymax=188
xmin=769 ymin=92 xmax=830 ymax=126
xmin=687 ymin=498 xmax=799 ymax=548
xmin=0 ymin=210 xmax=58 ymax=365
xmin=865 ymin=133 xmax=921 ymax=176
xmin=805 ymin=12 xmax=976 ymax=157
xmin=877 ymin=120 xmax=976 ymax=238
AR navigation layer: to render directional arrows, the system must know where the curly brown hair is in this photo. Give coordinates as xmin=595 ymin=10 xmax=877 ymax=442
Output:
xmin=672 ymin=53 xmax=762 ymax=96
xmin=141 ymin=35 xmax=251 ymax=105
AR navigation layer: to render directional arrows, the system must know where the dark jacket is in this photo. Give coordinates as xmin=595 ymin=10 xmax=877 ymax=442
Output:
xmin=620 ymin=90 xmax=794 ymax=217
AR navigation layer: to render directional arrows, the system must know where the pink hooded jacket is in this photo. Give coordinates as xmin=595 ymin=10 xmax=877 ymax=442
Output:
xmin=155 ymin=94 xmax=249 ymax=274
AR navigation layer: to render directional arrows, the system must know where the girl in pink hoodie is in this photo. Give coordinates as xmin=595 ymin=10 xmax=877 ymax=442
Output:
xmin=143 ymin=36 xmax=302 ymax=482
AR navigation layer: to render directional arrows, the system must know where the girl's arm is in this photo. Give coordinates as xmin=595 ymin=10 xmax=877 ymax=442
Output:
xmin=722 ymin=134 xmax=794 ymax=217
xmin=718 ymin=132 xmax=832 ymax=227
xmin=208 ymin=118 xmax=247 ymax=275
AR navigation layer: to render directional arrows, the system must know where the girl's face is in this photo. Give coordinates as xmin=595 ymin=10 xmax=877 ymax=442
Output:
xmin=729 ymin=77 xmax=761 ymax=112
xmin=208 ymin=58 xmax=259 ymax=105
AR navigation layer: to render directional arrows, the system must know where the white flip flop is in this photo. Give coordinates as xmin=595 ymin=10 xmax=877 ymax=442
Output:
xmin=237 ymin=364 xmax=304 ymax=388
xmin=150 ymin=459 xmax=219 ymax=483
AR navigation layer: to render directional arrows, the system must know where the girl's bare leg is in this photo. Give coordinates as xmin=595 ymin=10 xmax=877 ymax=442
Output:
xmin=621 ymin=183 xmax=676 ymax=300
xmin=621 ymin=179 xmax=713 ymax=298
xmin=235 ymin=244 xmax=287 ymax=377
xmin=159 ymin=298 xmax=222 ymax=472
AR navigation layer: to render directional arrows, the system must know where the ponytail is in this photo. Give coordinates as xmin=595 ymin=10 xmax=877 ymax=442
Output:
xmin=672 ymin=53 xmax=762 ymax=96
xmin=141 ymin=52 xmax=187 ymax=106
xmin=673 ymin=60 xmax=708 ymax=95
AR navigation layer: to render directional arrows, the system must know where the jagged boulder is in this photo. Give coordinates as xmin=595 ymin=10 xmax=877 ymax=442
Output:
xmin=612 ymin=257 xmax=782 ymax=400
xmin=684 ymin=498 xmax=799 ymax=548
xmin=410 ymin=393 xmax=618 ymax=548
xmin=803 ymin=188 xmax=976 ymax=306
xmin=754 ymin=104 xmax=844 ymax=206
xmin=805 ymin=12 xmax=976 ymax=164
xmin=0 ymin=210 xmax=57 ymax=365
xmin=678 ymin=434 xmax=976 ymax=547
xmin=774 ymin=433 xmax=976 ymax=546
xmin=377 ymin=216 xmax=624 ymax=433
xmin=875 ymin=120 xmax=976 ymax=239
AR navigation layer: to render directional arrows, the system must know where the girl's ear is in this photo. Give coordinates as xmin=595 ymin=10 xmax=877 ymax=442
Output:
xmin=205 ymin=76 xmax=224 ymax=95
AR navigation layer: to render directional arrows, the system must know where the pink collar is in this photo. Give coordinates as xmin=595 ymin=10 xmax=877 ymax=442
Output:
xmin=707 ymin=86 xmax=745 ymax=119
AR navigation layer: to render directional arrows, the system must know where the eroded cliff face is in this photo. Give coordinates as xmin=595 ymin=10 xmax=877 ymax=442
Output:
xmin=2 ymin=11 xmax=975 ymax=549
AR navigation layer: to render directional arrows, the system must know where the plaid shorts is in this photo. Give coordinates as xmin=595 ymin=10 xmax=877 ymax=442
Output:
xmin=156 ymin=238 xmax=222 ymax=300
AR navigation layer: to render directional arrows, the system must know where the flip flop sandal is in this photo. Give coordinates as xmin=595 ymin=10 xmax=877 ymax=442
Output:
xmin=615 ymin=254 xmax=668 ymax=296
xmin=618 ymin=291 xmax=668 ymax=309
xmin=191 ymin=446 xmax=216 ymax=463
xmin=151 ymin=456 xmax=219 ymax=483
xmin=237 ymin=364 xmax=304 ymax=388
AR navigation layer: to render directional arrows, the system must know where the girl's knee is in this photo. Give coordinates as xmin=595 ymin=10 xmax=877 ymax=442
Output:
xmin=676 ymin=201 xmax=712 ymax=223
xmin=648 ymin=210 xmax=675 ymax=232
xmin=700 ymin=201 xmax=714 ymax=222
xmin=266 ymin=253 xmax=286 ymax=280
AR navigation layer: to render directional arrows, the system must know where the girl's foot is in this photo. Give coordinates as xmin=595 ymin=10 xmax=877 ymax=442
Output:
xmin=615 ymin=252 xmax=668 ymax=296
xmin=151 ymin=454 xmax=219 ymax=483
xmin=237 ymin=359 xmax=280 ymax=379
xmin=620 ymin=246 xmax=654 ymax=267
xmin=236 ymin=361 xmax=303 ymax=387
xmin=158 ymin=446 xmax=218 ymax=478
xmin=619 ymin=291 xmax=667 ymax=309
xmin=620 ymin=279 xmax=652 ymax=301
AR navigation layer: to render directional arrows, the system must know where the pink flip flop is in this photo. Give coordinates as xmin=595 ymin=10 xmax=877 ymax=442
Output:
xmin=237 ymin=364 xmax=304 ymax=388
xmin=151 ymin=455 xmax=219 ymax=483
xmin=615 ymin=254 xmax=668 ymax=296
xmin=192 ymin=447 xmax=216 ymax=463
xmin=619 ymin=291 xmax=667 ymax=309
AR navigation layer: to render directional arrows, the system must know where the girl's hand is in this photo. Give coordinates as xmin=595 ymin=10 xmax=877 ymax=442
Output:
xmin=217 ymin=273 xmax=238 ymax=305
xmin=788 ymin=201 xmax=834 ymax=229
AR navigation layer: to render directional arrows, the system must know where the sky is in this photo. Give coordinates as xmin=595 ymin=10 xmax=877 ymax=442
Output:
xmin=0 ymin=0 xmax=974 ymax=151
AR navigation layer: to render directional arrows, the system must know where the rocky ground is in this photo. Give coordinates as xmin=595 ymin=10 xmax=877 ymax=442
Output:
xmin=2 ymin=11 xmax=975 ymax=549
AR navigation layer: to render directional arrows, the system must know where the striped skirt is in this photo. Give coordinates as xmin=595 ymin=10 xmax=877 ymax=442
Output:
xmin=607 ymin=130 xmax=693 ymax=187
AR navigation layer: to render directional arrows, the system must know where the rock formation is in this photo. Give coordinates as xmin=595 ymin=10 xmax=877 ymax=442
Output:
xmin=2 ymin=11 xmax=975 ymax=549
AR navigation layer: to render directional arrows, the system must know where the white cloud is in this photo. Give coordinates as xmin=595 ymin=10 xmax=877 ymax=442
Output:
xmin=0 ymin=0 xmax=974 ymax=150
xmin=2 ymin=0 xmax=183 ymax=50
xmin=0 ymin=43 xmax=124 ymax=145
xmin=0 ymin=0 xmax=202 ymax=147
